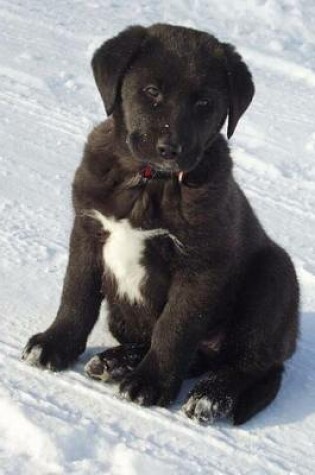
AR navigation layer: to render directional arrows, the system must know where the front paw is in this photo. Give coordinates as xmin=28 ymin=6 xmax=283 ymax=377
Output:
xmin=119 ymin=364 xmax=180 ymax=407
xmin=22 ymin=331 xmax=84 ymax=371
xmin=119 ymin=370 xmax=161 ymax=406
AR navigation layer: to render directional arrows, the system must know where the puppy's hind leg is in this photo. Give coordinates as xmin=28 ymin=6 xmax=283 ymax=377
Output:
xmin=184 ymin=245 xmax=299 ymax=425
xmin=233 ymin=365 xmax=284 ymax=425
xmin=183 ymin=365 xmax=284 ymax=424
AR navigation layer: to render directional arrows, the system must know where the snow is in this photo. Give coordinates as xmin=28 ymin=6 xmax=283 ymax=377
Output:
xmin=1 ymin=0 xmax=315 ymax=473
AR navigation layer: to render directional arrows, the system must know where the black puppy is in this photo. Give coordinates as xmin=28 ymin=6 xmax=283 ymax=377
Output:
xmin=22 ymin=24 xmax=299 ymax=425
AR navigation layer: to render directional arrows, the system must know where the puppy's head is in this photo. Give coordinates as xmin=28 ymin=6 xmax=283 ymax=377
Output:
xmin=92 ymin=24 xmax=254 ymax=173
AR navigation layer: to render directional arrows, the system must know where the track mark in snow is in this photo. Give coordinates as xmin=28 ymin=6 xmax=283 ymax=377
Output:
xmin=0 ymin=89 xmax=87 ymax=138
xmin=306 ymin=132 xmax=315 ymax=153
xmin=242 ymin=46 xmax=315 ymax=87
xmin=234 ymin=147 xmax=282 ymax=179
xmin=0 ymin=200 xmax=67 ymax=268
xmin=0 ymin=390 xmax=62 ymax=469
xmin=0 ymin=65 xmax=48 ymax=91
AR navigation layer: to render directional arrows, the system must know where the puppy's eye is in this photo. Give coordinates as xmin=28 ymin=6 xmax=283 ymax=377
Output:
xmin=143 ymin=86 xmax=161 ymax=99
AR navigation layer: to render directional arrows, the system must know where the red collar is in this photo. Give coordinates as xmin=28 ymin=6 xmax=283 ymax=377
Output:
xmin=142 ymin=165 xmax=155 ymax=179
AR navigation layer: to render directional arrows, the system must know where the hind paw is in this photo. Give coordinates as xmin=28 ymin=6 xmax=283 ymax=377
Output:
xmin=85 ymin=344 xmax=147 ymax=383
xmin=183 ymin=393 xmax=233 ymax=424
xmin=183 ymin=378 xmax=234 ymax=424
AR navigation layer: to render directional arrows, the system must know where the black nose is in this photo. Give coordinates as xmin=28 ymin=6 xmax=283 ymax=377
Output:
xmin=157 ymin=138 xmax=182 ymax=160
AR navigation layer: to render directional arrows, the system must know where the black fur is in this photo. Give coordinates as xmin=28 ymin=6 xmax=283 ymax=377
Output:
xmin=23 ymin=24 xmax=299 ymax=424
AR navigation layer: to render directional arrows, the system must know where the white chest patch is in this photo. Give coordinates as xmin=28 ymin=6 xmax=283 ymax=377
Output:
xmin=89 ymin=210 xmax=183 ymax=304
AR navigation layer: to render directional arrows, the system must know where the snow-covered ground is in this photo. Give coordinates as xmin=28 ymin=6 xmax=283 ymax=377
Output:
xmin=1 ymin=0 xmax=315 ymax=473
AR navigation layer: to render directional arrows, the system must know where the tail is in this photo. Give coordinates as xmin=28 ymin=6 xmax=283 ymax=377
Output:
xmin=233 ymin=365 xmax=284 ymax=425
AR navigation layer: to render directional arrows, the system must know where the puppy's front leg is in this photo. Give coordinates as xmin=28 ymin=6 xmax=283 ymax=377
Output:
xmin=120 ymin=271 xmax=225 ymax=406
xmin=22 ymin=217 xmax=103 ymax=370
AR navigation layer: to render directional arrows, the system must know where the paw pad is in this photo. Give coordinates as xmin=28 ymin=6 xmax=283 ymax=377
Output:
xmin=85 ymin=355 xmax=111 ymax=382
xmin=183 ymin=394 xmax=233 ymax=424
xmin=22 ymin=344 xmax=43 ymax=367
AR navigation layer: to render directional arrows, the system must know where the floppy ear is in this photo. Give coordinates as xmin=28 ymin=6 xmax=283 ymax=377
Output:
xmin=92 ymin=26 xmax=147 ymax=115
xmin=222 ymin=43 xmax=255 ymax=139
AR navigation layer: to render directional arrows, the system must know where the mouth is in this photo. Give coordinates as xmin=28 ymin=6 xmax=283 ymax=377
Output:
xmin=127 ymin=132 xmax=202 ymax=175
xmin=129 ymin=145 xmax=183 ymax=173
